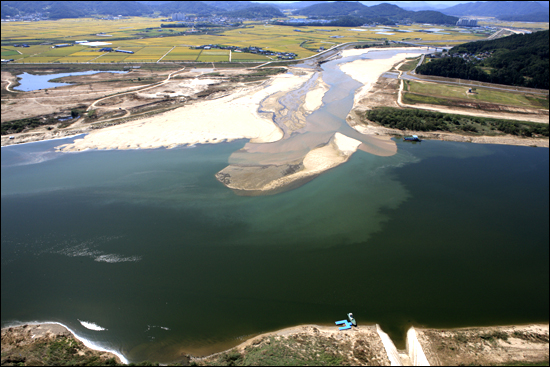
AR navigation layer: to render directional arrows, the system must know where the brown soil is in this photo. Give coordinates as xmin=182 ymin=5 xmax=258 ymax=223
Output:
xmin=1 ymin=323 xmax=123 ymax=366
xmin=417 ymin=324 xmax=549 ymax=366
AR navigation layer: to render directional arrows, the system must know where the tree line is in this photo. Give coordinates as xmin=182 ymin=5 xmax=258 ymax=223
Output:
xmin=366 ymin=107 xmax=549 ymax=138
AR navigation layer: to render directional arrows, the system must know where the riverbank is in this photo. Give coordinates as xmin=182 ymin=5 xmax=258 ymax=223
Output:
xmin=192 ymin=323 xmax=548 ymax=366
xmin=54 ymin=70 xmax=315 ymax=152
xmin=1 ymin=323 xmax=126 ymax=366
xmin=2 ymin=321 xmax=547 ymax=366
xmin=340 ymin=50 xmax=549 ymax=148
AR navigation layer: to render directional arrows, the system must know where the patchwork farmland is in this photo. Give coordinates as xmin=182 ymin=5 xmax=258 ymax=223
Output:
xmin=1 ymin=17 xmax=498 ymax=64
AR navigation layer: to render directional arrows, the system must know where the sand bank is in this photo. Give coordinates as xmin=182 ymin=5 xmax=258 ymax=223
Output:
xmin=264 ymin=132 xmax=362 ymax=191
xmin=340 ymin=50 xmax=423 ymax=107
xmin=56 ymin=72 xmax=314 ymax=152
xmin=303 ymin=75 xmax=329 ymax=114
xmin=216 ymin=132 xmax=361 ymax=194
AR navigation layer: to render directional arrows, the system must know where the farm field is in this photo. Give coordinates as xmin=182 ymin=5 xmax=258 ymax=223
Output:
xmin=405 ymin=80 xmax=549 ymax=110
xmin=2 ymin=17 xmax=494 ymax=64
xmin=161 ymin=47 xmax=202 ymax=61
xmin=477 ymin=20 xmax=549 ymax=31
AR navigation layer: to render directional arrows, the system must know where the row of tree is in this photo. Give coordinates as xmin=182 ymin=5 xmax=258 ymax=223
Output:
xmin=366 ymin=107 xmax=549 ymax=137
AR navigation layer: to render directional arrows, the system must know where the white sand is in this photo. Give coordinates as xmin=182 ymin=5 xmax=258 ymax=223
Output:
xmin=56 ymin=72 xmax=313 ymax=152
xmin=340 ymin=50 xmax=423 ymax=106
xmin=261 ymin=133 xmax=361 ymax=191
xmin=303 ymin=76 xmax=329 ymax=114
xmin=341 ymin=46 xmax=426 ymax=58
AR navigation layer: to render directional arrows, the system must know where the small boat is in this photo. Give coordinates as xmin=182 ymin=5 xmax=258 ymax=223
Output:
xmin=404 ymin=135 xmax=421 ymax=142
xmin=347 ymin=313 xmax=357 ymax=327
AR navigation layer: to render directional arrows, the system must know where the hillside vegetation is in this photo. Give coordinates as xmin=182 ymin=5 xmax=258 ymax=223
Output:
xmin=416 ymin=30 xmax=549 ymax=90
xmin=291 ymin=2 xmax=458 ymax=25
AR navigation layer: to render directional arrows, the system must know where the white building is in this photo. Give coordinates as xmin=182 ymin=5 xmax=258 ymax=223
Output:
xmin=171 ymin=13 xmax=185 ymax=21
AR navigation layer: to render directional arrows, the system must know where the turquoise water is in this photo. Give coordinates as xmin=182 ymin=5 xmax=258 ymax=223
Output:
xmin=14 ymin=70 xmax=128 ymax=92
xmin=2 ymin=137 xmax=548 ymax=363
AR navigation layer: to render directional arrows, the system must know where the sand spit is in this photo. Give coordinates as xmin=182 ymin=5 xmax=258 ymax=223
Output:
xmin=215 ymin=132 xmax=361 ymax=195
xmin=56 ymin=72 xmax=313 ymax=152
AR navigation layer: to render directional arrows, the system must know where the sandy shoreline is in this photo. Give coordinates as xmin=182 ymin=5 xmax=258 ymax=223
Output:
xmin=55 ymin=71 xmax=314 ymax=152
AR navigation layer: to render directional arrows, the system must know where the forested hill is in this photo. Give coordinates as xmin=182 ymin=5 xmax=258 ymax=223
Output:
xmin=416 ymin=30 xmax=549 ymax=90
xmin=292 ymin=2 xmax=458 ymax=25
xmin=0 ymin=1 xmax=284 ymax=19
xmin=440 ymin=1 xmax=546 ymax=17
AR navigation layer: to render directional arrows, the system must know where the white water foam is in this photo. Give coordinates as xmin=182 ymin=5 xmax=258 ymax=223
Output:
xmin=78 ymin=319 xmax=107 ymax=331
xmin=3 ymin=320 xmax=128 ymax=364
xmin=94 ymin=254 xmax=142 ymax=263
xmin=145 ymin=325 xmax=171 ymax=332
xmin=44 ymin=235 xmax=141 ymax=264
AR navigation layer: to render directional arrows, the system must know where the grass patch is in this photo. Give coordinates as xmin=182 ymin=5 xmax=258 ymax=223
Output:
xmin=1 ymin=335 xmax=122 ymax=366
xmin=205 ymin=336 xmax=345 ymax=366
xmin=398 ymin=57 xmax=420 ymax=72
xmin=405 ymin=80 xmax=549 ymax=110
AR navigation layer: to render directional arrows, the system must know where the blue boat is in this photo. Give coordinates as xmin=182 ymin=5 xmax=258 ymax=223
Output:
xmin=404 ymin=135 xmax=421 ymax=142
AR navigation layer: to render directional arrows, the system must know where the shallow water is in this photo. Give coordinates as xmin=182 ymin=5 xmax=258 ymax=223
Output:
xmin=13 ymin=70 xmax=128 ymax=92
xmin=228 ymin=50 xmax=422 ymax=169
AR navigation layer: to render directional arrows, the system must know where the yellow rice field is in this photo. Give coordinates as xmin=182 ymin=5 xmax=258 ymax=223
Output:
xmin=1 ymin=17 xmax=497 ymax=64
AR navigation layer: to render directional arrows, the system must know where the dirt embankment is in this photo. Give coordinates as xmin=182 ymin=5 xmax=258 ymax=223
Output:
xmin=1 ymin=323 xmax=124 ymax=366
xmin=417 ymin=324 xmax=549 ymax=366
xmin=2 ymin=323 xmax=548 ymax=366
xmin=193 ymin=325 xmax=391 ymax=366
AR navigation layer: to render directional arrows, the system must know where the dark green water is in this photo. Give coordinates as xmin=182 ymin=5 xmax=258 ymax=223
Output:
xmin=2 ymin=136 xmax=548 ymax=363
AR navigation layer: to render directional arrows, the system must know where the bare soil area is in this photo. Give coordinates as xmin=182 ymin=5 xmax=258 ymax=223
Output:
xmin=417 ymin=324 xmax=549 ymax=366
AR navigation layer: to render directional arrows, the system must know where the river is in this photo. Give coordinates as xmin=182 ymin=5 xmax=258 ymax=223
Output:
xmin=1 ymin=50 xmax=548 ymax=364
